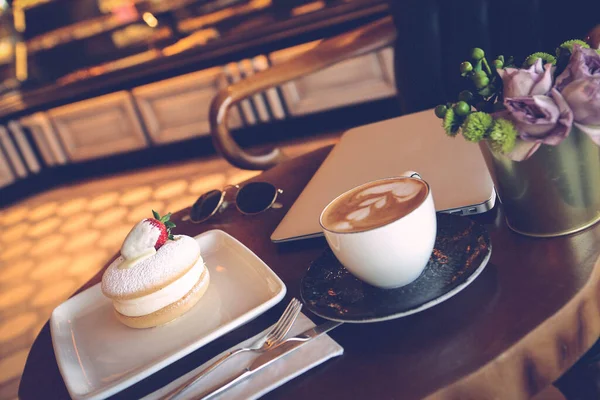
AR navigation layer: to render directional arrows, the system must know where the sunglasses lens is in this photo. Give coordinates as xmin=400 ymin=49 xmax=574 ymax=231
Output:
xmin=190 ymin=190 xmax=222 ymax=222
xmin=236 ymin=182 xmax=277 ymax=214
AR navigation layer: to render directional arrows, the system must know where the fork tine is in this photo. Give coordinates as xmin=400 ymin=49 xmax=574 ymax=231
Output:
xmin=265 ymin=298 xmax=298 ymax=339
xmin=272 ymin=301 xmax=302 ymax=341
xmin=269 ymin=300 xmax=302 ymax=342
xmin=267 ymin=299 xmax=299 ymax=341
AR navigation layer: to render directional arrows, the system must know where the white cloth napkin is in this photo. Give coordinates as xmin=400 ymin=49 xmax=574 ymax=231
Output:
xmin=143 ymin=313 xmax=344 ymax=400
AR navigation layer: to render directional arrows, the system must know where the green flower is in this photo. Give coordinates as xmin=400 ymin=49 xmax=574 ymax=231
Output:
xmin=442 ymin=108 xmax=461 ymax=136
xmin=556 ymin=39 xmax=590 ymax=56
xmin=523 ymin=52 xmax=556 ymax=67
xmin=489 ymin=118 xmax=518 ymax=153
xmin=461 ymin=112 xmax=492 ymax=142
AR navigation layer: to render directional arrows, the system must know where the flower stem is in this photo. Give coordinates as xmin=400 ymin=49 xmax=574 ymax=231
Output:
xmin=489 ymin=93 xmax=498 ymax=106
xmin=482 ymin=57 xmax=493 ymax=76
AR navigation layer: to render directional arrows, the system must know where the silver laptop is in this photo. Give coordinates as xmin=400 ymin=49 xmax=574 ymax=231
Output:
xmin=271 ymin=109 xmax=496 ymax=243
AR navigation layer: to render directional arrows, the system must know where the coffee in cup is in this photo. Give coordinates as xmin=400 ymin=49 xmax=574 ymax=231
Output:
xmin=321 ymin=178 xmax=428 ymax=233
xmin=320 ymin=174 xmax=436 ymax=289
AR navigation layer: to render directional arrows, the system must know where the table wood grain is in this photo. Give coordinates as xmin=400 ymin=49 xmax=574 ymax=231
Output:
xmin=19 ymin=146 xmax=600 ymax=399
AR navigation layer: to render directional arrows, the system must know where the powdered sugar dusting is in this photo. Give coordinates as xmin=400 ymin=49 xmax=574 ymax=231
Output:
xmin=102 ymin=235 xmax=201 ymax=298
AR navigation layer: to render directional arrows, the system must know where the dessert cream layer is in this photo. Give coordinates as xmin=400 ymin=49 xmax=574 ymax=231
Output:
xmin=113 ymin=256 xmax=206 ymax=317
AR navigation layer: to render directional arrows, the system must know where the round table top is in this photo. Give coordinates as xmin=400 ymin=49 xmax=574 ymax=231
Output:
xmin=19 ymin=146 xmax=600 ymax=400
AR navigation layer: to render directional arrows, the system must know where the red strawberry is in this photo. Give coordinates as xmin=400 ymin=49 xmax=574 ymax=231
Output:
xmin=147 ymin=210 xmax=176 ymax=250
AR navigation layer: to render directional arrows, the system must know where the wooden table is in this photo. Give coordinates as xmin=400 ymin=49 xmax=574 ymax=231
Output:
xmin=19 ymin=146 xmax=600 ymax=399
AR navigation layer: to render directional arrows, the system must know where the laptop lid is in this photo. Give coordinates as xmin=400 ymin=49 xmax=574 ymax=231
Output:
xmin=271 ymin=109 xmax=495 ymax=243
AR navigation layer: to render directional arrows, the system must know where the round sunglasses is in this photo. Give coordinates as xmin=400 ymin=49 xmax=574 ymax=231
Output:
xmin=184 ymin=182 xmax=283 ymax=224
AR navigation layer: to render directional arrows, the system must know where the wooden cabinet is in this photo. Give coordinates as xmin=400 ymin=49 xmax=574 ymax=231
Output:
xmin=48 ymin=91 xmax=148 ymax=162
xmin=0 ymin=126 xmax=27 ymax=179
xmin=0 ymin=127 xmax=16 ymax=188
xmin=8 ymin=121 xmax=41 ymax=174
xmin=20 ymin=113 xmax=67 ymax=166
xmin=0 ymin=122 xmax=43 ymax=188
xmin=245 ymin=56 xmax=286 ymax=121
xmin=132 ymin=67 xmax=242 ymax=145
xmin=0 ymin=152 xmax=15 ymax=188
xmin=221 ymin=56 xmax=288 ymax=125
xmin=270 ymin=42 xmax=396 ymax=116
xmin=223 ymin=62 xmax=258 ymax=126
xmin=11 ymin=43 xmax=397 ymax=170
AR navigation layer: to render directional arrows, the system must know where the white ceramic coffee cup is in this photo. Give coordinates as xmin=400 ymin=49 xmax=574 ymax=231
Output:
xmin=319 ymin=172 xmax=437 ymax=289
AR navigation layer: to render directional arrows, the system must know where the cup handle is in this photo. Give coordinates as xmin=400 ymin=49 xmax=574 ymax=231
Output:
xmin=401 ymin=170 xmax=422 ymax=180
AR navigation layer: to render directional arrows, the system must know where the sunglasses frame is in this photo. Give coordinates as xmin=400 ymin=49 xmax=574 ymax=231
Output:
xmin=187 ymin=182 xmax=283 ymax=224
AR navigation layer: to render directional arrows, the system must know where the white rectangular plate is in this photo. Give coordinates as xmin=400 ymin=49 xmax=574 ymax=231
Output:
xmin=51 ymin=230 xmax=286 ymax=400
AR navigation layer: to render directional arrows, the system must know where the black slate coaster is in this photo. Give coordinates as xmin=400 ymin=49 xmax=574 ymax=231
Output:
xmin=301 ymin=213 xmax=492 ymax=323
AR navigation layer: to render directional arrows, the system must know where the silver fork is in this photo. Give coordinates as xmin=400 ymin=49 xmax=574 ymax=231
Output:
xmin=163 ymin=298 xmax=303 ymax=400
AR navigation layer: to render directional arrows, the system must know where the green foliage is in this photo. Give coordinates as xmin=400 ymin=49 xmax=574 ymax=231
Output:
xmin=477 ymin=85 xmax=494 ymax=97
xmin=461 ymin=112 xmax=493 ymax=142
xmin=458 ymin=90 xmax=474 ymax=104
xmin=443 ymin=108 xmax=461 ymax=137
xmin=434 ymin=105 xmax=448 ymax=119
xmin=159 ymin=212 xmax=172 ymax=223
xmin=460 ymin=61 xmax=473 ymax=74
xmin=503 ymin=56 xmax=516 ymax=68
xmin=475 ymin=101 xmax=491 ymax=113
xmin=432 ymin=38 xmax=597 ymax=152
xmin=489 ymin=119 xmax=518 ymax=153
xmin=473 ymin=74 xmax=490 ymax=89
xmin=470 ymin=48 xmax=485 ymax=61
xmin=152 ymin=209 xmax=176 ymax=239
xmin=454 ymin=101 xmax=471 ymax=116
xmin=523 ymin=52 xmax=557 ymax=67
xmin=556 ymin=39 xmax=590 ymax=56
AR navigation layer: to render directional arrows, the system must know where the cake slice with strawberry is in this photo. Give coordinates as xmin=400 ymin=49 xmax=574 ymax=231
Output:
xmin=101 ymin=210 xmax=209 ymax=328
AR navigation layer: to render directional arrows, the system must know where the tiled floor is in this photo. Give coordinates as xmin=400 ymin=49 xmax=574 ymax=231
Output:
xmin=0 ymin=134 xmax=339 ymax=400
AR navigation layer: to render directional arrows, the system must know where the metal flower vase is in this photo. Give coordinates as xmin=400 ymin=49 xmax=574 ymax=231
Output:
xmin=479 ymin=126 xmax=600 ymax=237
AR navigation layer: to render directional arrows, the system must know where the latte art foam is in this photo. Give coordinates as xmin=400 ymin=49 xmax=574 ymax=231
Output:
xmin=322 ymin=178 xmax=428 ymax=233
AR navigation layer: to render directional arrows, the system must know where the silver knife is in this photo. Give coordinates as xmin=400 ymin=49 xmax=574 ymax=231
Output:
xmin=196 ymin=320 xmax=342 ymax=400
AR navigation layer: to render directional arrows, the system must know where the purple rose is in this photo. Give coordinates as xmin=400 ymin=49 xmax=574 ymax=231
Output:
xmin=497 ymin=59 xmax=554 ymax=97
xmin=561 ymin=77 xmax=600 ymax=145
xmin=504 ymin=88 xmax=574 ymax=146
xmin=555 ymin=45 xmax=600 ymax=90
